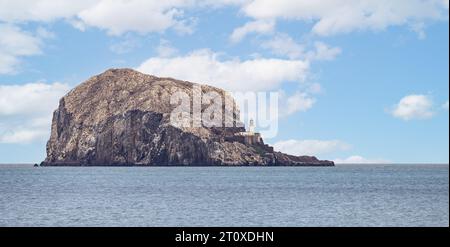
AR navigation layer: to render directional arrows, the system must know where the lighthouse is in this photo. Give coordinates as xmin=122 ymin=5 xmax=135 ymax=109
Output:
xmin=248 ymin=118 xmax=255 ymax=134
xmin=234 ymin=118 xmax=261 ymax=145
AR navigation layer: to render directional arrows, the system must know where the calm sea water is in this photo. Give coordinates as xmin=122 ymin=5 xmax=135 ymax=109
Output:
xmin=0 ymin=164 xmax=448 ymax=227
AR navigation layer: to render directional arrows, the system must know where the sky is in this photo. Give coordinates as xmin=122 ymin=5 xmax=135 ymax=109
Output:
xmin=0 ymin=0 xmax=448 ymax=164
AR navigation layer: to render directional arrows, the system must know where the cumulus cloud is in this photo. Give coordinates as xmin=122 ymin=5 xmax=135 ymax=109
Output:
xmin=137 ymin=44 xmax=329 ymax=116
xmin=1 ymin=0 xmax=447 ymax=38
xmin=241 ymin=0 xmax=449 ymax=36
xmin=230 ymin=19 xmax=275 ymax=43
xmin=0 ymin=0 xmax=94 ymax=23
xmin=272 ymin=139 xmax=350 ymax=156
xmin=0 ymin=82 xmax=70 ymax=143
xmin=0 ymin=0 xmax=201 ymax=35
xmin=261 ymin=33 xmax=303 ymax=59
xmin=137 ymin=49 xmax=309 ymax=91
xmin=281 ymin=91 xmax=316 ymax=116
xmin=334 ymin=155 xmax=389 ymax=164
xmin=0 ymin=82 xmax=68 ymax=115
xmin=0 ymin=126 xmax=50 ymax=144
xmin=262 ymin=34 xmax=341 ymax=61
xmin=0 ymin=24 xmax=43 ymax=74
xmin=77 ymin=0 xmax=196 ymax=35
xmin=391 ymin=94 xmax=435 ymax=120
xmin=307 ymin=42 xmax=342 ymax=61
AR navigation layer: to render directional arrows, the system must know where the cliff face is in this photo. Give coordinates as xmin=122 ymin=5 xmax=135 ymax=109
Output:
xmin=42 ymin=69 xmax=333 ymax=166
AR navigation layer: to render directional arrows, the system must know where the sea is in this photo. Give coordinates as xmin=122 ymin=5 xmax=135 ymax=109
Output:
xmin=0 ymin=164 xmax=448 ymax=227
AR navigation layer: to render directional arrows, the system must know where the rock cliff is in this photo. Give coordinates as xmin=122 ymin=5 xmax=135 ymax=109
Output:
xmin=42 ymin=69 xmax=334 ymax=166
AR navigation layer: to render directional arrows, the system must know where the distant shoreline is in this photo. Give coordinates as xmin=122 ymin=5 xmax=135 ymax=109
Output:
xmin=38 ymin=163 xmax=334 ymax=167
xmin=1 ymin=163 xmax=449 ymax=166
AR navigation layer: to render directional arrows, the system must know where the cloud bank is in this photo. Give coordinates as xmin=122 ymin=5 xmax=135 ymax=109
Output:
xmin=1 ymin=0 xmax=447 ymax=37
xmin=241 ymin=0 xmax=449 ymax=36
xmin=391 ymin=94 xmax=434 ymax=120
xmin=137 ymin=49 xmax=310 ymax=92
xmin=0 ymin=82 xmax=69 ymax=143
xmin=334 ymin=155 xmax=389 ymax=164
xmin=272 ymin=139 xmax=351 ymax=156
xmin=0 ymin=24 xmax=43 ymax=74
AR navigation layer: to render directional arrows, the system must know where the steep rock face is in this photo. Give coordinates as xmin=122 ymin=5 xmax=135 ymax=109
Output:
xmin=42 ymin=69 xmax=334 ymax=166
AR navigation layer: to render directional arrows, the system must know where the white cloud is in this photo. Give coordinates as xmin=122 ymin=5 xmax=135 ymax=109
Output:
xmin=0 ymin=0 xmax=202 ymax=35
xmin=334 ymin=155 xmax=389 ymax=164
xmin=307 ymin=42 xmax=342 ymax=61
xmin=273 ymin=139 xmax=350 ymax=156
xmin=241 ymin=0 xmax=449 ymax=36
xmin=199 ymin=0 xmax=249 ymax=7
xmin=0 ymin=0 xmax=94 ymax=23
xmin=0 ymin=82 xmax=70 ymax=143
xmin=262 ymin=34 xmax=341 ymax=61
xmin=77 ymin=0 xmax=195 ymax=35
xmin=391 ymin=94 xmax=434 ymax=120
xmin=261 ymin=33 xmax=303 ymax=59
xmin=0 ymin=82 xmax=68 ymax=116
xmin=0 ymin=24 xmax=43 ymax=74
xmin=443 ymin=100 xmax=449 ymax=110
xmin=1 ymin=0 xmax=447 ymax=38
xmin=282 ymin=91 xmax=315 ymax=116
xmin=137 ymin=49 xmax=309 ymax=91
xmin=0 ymin=54 xmax=19 ymax=75
xmin=0 ymin=127 xmax=49 ymax=144
xmin=138 ymin=46 xmax=324 ymax=116
xmin=230 ymin=19 xmax=275 ymax=43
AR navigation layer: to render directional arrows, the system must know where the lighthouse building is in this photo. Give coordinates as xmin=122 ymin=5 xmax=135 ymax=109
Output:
xmin=238 ymin=119 xmax=262 ymax=145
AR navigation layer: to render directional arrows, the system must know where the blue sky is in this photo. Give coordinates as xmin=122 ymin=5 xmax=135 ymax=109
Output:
xmin=0 ymin=0 xmax=448 ymax=164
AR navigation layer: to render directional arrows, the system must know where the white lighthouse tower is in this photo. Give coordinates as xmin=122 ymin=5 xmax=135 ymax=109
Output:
xmin=236 ymin=118 xmax=262 ymax=145
xmin=248 ymin=118 xmax=255 ymax=134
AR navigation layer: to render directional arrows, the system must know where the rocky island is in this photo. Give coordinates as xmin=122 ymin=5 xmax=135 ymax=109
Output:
xmin=41 ymin=69 xmax=334 ymax=166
